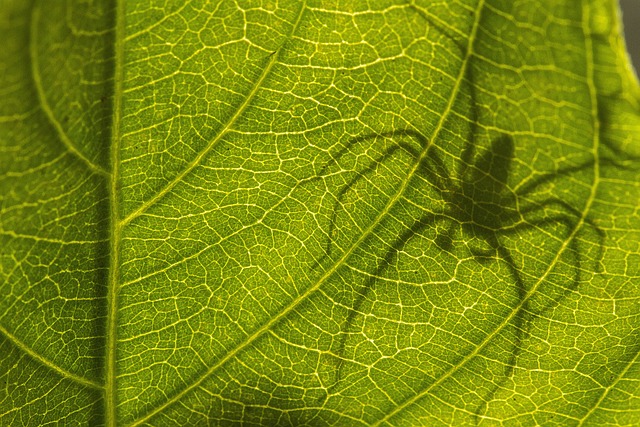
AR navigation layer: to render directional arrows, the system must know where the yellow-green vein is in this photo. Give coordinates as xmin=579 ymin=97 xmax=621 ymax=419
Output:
xmin=0 ymin=324 xmax=103 ymax=390
xmin=120 ymin=27 xmax=295 ymax=227
xmin=127 ymin=0 xmax=486 ymax=423
xmin=577 ymin=347 xmax=640 ymax=425
xmin=105 ymin=0 xmax=126 ymax=425
xmin=29 ymin=3 xmax=110 ymax=179
xmin=374 ymin=0 xmax=602 ymax=424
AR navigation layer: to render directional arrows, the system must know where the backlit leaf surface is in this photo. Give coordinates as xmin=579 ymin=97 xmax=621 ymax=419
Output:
xmin=1 ymin=0 xmax=639 ymax=425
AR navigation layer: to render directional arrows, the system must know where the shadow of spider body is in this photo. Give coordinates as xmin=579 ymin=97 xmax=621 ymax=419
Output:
xmin=431 ymin=134 xmax=519 ymax=255
xmin=321 ymin=130 xmax=603 ymax=400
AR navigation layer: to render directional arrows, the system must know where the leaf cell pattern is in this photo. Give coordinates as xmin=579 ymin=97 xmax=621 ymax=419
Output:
xmin=1 ymin=0 xmax=639 ymax=426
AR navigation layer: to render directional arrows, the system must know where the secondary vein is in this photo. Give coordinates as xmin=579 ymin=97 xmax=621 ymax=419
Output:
xmin=126 ymin=2 xmax=309 ymax=424
xmin=375 ymin=0 xmax=603 ymax=423
xmin=0 ymin=324 xmax=103 ymax=390
xmin=29 ymin=4 xmax=111 ymax=178
xmin=120 ymin=33 xmax=285 ymax=227
xmin=128 ymin=0 xmax=486 ymax=423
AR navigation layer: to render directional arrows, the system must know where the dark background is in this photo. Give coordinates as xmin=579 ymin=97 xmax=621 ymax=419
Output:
xmin=620 ymin=0 xmax=639 ymax=76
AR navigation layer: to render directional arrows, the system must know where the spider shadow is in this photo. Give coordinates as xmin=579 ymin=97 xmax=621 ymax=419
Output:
xmin=317 ymin=130 xmax=604 ymax=403
xmin=308 ymin=129 xmax=424 ymax=271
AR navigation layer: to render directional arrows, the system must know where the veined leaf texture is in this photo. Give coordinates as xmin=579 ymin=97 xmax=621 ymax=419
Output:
xmin=1 ymin=0 xmax=639 ymax=425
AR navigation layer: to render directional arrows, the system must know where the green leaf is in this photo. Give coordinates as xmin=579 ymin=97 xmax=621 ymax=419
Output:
xmin=1 ymin=0 xmax=639 ymax=425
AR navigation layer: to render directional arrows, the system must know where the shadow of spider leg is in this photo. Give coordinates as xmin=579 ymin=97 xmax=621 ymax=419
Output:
xmin=454 ymin=141 xmax=604 ymax=418
xmin=409 ymin=134 xmax=604 ymax=419
xmin=324 ymin=208 xmax=450 ymax=396
xmin=419 ymin=135 xmax=535 ymax=394
xmin=311 ymin=130 xmax=425 ymax=270
xmin=314 ymin=130 xmax=447 ymax=394
xmin=326 ymin=132 xmax=603 ymax=403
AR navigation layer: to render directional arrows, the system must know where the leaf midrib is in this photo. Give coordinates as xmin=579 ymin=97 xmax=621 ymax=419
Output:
xmin=105 ymin=0 xmax=126 ymax=425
